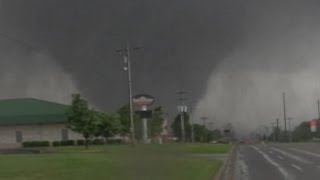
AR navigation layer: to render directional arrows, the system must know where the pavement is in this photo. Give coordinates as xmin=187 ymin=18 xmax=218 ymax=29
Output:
xmin=233 ymin=143 xmax=320 ymax=180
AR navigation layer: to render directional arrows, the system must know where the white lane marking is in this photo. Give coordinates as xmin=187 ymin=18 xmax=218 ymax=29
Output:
xmin=291 ymin=164 xmax=303 ymax=171
xmin=271 ymin=147 xmax=313 ymax=164
xmin=278 ymin=155 xmax=284 ymax=160
xmin=251 ymin=146 xmax=293 ymax=180
xmin=290 ymin=148 xmax=320 ymax=158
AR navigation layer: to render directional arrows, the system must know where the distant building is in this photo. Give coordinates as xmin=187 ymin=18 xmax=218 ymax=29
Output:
xmin=0 ymin=98 xmax=81 ymax=147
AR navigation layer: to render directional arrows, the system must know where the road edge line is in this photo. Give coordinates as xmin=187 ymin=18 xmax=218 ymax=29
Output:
xmin=213 ymin=144 xmax=236 ymax=180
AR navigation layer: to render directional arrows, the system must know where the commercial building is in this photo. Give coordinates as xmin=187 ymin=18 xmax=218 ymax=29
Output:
xmin=0 ymin=98 xmax=81 ymax=147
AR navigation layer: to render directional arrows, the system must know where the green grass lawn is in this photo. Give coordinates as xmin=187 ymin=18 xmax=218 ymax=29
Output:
xmin=0 ymin=144 xmax=231 ymax=180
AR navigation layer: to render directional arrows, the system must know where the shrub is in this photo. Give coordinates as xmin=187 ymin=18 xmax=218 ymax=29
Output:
xmin=52 ymin=141 xmax=61 ymax=147
xmin=60 ymin=140 xmax=75 ymax=146
xmin=76 ymin=139 xmax=85 ymax=145
xmin=92 ymin=139 xmax=105 ymax=145
xmin=106 ymin=139 xmax=122 ymax=144
xmin=22 ymin=141 xmax=50 ymax=148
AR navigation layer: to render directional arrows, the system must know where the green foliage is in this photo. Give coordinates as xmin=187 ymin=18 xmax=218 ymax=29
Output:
xmin=150 ymin=106 xmax=165 ymax=138
xmin=52 ymin=141 xmax=61 ymax=147
xmin=292 ymin=122 xmax=313 ymax=141
xmin=22 ymin=141 xmax=50 ymax=148
xmin=52 ymin=140 xmax=75 ymax=147
xmin=117 ymin=104 xmax=131 ymax=137
xmin=117 ymin=104 xmax=140 ymax=139
xmin=106 ymin=139 xmax=123 ymax=144
xmin=67 ymin=94 xmax=97 ymax=149
xmin=76 ymin=140 xmax=85 ymax=146
xmin=94 ymin=112 xmax=122 ymax=139
xmin=92 ymin=139 xmax=105 ymax=145
xmin=171 ymin=113 xmax=191 ymax=141
xmin=193 ymin=124 xmax=209 ymax=142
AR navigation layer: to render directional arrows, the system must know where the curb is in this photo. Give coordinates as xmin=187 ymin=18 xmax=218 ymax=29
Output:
xmin=213 ymin=145 xmax=236 ymax=180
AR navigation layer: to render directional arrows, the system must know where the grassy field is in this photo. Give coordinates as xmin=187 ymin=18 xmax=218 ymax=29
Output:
xmin=0 ymin=144 xmax=231 ymax=180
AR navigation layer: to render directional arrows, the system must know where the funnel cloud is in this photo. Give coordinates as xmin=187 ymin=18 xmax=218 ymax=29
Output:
xmin=195 ymin=0 xmax=320 ymax=135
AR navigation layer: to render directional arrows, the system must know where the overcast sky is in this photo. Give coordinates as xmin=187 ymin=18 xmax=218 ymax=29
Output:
xmin=1 ymin=0 xmax=320 ymax=135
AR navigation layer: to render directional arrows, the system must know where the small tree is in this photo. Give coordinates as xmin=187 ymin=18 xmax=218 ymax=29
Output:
xmin=67 ymin=94 xmax=96 ymax=149
xmin=117 ymin=104 xmax=131 ymax=139
xmin=193 ymin=124 xmax=208 ymax=142
xmin=117 ymin=104 xmax=140 ymax=141
xmin=171 ymin=113 xmax=191 ymax=142
xmin=95 ymin=112 xmax=122 ymax=141
xmin=151 ymin=106 xmax=165 ymax=139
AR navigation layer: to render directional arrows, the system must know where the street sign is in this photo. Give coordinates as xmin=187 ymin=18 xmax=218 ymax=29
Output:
xmin=310 ymin=120 xmax=317 ymax=132
xmin=132 ymin=94 xmax=154 ymax=108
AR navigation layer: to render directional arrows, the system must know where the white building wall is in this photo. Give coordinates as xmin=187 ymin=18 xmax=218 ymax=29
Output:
xmin=0 ymin=123 xmax=83 ymax=145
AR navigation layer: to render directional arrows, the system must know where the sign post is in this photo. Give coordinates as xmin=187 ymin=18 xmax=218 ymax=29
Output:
xmin=133 ymin=94 xmax=154 ymax=144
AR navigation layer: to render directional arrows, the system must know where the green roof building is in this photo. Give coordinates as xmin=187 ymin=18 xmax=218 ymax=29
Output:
xmin=0 ymin=98 xmax=82 ymax=147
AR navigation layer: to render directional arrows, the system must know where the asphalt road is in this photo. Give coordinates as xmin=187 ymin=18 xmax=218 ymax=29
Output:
xmin=233 ymin=143 xmax=320 ymax=180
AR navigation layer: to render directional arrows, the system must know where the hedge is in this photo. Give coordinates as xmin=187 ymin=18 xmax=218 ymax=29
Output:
xmin=52 ymin=140 xmax=75 ymax=147
xmin=92 ymin=139 xmax=105 ymax=145
xmin=106 ymin=139 xmax=122 ymax=144
xmin=22 ymin=141 xmax=50 ymax=148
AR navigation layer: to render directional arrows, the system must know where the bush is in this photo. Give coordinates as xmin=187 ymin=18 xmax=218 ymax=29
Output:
xmin=60 ymin=140 xmax=75 ymax=146
xmin=22 ymin=141 xmax=50 ymax=148
xmin=106 ymin=139 xmax=122 ymax=144
xmin=92 ymin=139 xmax=105 ymax=145
xmin=76 ymin=139 xmax=85 ymax=145
xmin=52 ymin=141 xmax=61 ymax=147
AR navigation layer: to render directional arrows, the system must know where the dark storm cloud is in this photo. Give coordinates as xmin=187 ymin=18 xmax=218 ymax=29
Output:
xmin=0 ymin=0 xmax=246 ymax=113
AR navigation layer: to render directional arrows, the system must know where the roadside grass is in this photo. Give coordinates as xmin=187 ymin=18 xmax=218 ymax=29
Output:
xmin=0 ymin=144 xmax=230 ymax=180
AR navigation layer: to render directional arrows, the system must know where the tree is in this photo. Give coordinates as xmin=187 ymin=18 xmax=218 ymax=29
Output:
xmin=117 ymin=104 xmax=140 ymax=140
xmin=150 ymin=106 xmax=165 ymax=139
xmin=292 ymin=122 xmax=312 ymax=142
xmin=171 ymin=113 xmax=191 ymax=142
xmin=117 ymin=104 xmax=131 ymax=138
xmin=95 ymin=112 xmax=122 ymax=141
xmin=66 ymin=94 xmax=96 ymax=149
xmin=193 ymin=124 xmax=209 ymax=142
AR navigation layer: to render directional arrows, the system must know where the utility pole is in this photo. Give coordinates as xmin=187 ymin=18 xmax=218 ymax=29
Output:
xmin=116 ymin=43 xmax=140 ymax=146
xmin=208 ymin=121 xmax=214 ymax=131
xmin=201 ymin=117 xmax=208 ymax=127
xmin=276 ymin=118 xmax=279 ymax=142
xmin=189 ymin=104 xmax=195 ymax=143
xmin=271 ymin=122 xmax=276 ymax=142
xmin=287 ymin=117 xmax=293 ymax=143
xmin=177 ymin=90 xmax=188 ymax=143
xmin=282 ymin=92 xmax=287 ymax=141
xmin=317 ymin=100 xmax=320 ymax=120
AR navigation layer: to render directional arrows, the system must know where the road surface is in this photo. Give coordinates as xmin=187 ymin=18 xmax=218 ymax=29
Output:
xmin=233 ymin=143 xmax=320 ymax=180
